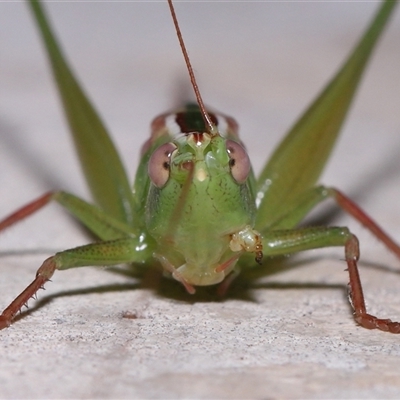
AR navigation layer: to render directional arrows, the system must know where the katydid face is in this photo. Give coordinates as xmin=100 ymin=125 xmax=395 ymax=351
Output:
xmin=146 ymin=107 xmax=260 ymax=286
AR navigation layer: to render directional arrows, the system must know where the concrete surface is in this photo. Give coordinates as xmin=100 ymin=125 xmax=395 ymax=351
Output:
xmin=1 ymin=2 xmax=400 ymax=399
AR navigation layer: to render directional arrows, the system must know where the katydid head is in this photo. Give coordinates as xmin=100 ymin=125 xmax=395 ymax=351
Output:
xmin=145 ymin=112 xmax=258 ymax=287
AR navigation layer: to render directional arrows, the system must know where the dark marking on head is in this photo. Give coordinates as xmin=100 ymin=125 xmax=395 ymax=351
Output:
xmin=175 ymin=104 xmax=218 ymax=133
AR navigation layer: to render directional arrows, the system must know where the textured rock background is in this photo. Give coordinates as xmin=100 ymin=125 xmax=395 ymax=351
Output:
xmin=1 ymin=2 xmax=400 ymax=398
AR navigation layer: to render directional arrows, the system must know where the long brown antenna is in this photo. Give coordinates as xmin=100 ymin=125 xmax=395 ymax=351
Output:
xmin=167 ymin=0 xmax=218 ymax=135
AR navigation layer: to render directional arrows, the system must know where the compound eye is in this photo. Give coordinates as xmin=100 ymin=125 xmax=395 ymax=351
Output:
xmin=226 ymin=140 xmax=251 ymax=184
xmin=148 ymin=142 xmax=177 ymax=188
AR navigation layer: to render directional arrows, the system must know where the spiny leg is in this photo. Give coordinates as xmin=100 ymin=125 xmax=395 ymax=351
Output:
xmin=0 ymin=192 xmax=57 ymax=329
xmin=0 ymin=236 xmax=152 ymax=329
xmin=344 ymin=234 xmax=399 ymax=332
xmin=262 ymin=226 xmax=400 ymax=333
xmin=0 ymin=256 xmax=55 ymax=329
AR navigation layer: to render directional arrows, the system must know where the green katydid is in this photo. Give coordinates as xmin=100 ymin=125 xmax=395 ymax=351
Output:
xmin=0 ymin=0 xmax=399 ymax=332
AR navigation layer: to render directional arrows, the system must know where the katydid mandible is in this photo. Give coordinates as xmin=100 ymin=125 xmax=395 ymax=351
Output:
xmin=0 ymin=0 xmax=399 ymax=332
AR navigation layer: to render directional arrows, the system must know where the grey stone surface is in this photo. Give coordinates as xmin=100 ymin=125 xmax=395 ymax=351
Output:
xmin=1 ymin=2 xmax=400 ymax=399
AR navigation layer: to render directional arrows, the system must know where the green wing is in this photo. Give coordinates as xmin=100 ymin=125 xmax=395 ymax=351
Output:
xmin=255 ymin=0 xmax=397 ymax=230
xmin=28 ymin=0 xmax=136 ymax=226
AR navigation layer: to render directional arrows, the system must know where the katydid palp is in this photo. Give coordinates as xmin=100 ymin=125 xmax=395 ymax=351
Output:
xmin=0 ymin=0 xmax=399 ymax=332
